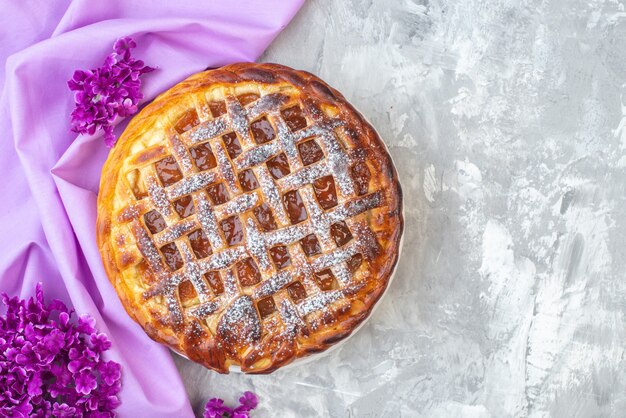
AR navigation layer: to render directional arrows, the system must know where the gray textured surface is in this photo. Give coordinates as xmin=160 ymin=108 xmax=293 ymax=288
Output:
xmin=174 ymin=0 xmax=626 ymax=416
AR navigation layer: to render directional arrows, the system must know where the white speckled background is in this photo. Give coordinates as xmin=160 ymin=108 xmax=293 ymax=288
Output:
xmin=174 ymin=0 xmax=626 ymax=416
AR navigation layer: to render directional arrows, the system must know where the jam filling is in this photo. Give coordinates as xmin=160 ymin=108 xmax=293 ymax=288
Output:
xmin=287 ymin=281 xmax=307 ymax=303
xmin=269 ymin=245 xmax=291 ymax=270
xmin=155 ymin=156 xmax=183 ymax=186
xmin=346 ymin=253 xmax=363 ymax=273
xmin=188 ymin=229 xmax=212 ymax=259
xmin=330 ymin=221 xmax=353 ymax=247
xmin=297 ymin=139 xmax=324 ymax=166
xmin=256 ymin=297 xmax=276 ymax=319
xmin=160 ymin=243 xmax=183 ymax=271
xmin=313 ymin=175 xmax=338 ymax=209
xmin=314 ymin=269 xmax=337 ymax=291
xmin=238 ymin=169 xmax=259 ymax=192
xmin=281 ymin=106 xmax=307 ymax=131
xmin=250 ymin=117 xmax=276 ymax=144
xmin=282 ymin=190 xmax=307 ymax=224
xmin=266 ymin=153 xmax=291 ymax=179
xmin=351 ymin=161 xmax=371 ymax=196
xmin=208 ymin=101 xmax=227 ymax=118
xmin=173 ymin=195 xmax=195 ymax=218
xmin=174 ymin=109 xmax=200 ymax=134
xmin=238 ymin=93 xmax=260 ymax=106
xmin=220 ymin=216 xmax=244 ymax=246
xmin=179 ymin=280 xmax=197 ymax=302
xmin=206 ymin=182 xmax=229 ymax=205
xmin=144 ymin=210 xmax=167 ymax=234
xmin=190 ymin=143 xmax=217 ymax=171
xmin=300 ymin=234 xmax=321 ymax=256
xmin=222 ymin=132 xmax=242 ymax=159
xmin=236 ymin=258 xmax=261 ymax=287
xmin=205 ymin=271 xmax=224 ymax=295
xmin=253 ymin=203 xmax=277 ymax=231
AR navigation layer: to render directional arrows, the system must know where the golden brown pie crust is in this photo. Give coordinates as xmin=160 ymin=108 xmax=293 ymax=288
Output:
xmin=96 ymin=63 xmax=403 ymax=373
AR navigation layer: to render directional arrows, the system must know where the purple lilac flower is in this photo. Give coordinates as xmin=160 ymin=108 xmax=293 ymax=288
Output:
xmin=68 ymin=36 xmax=154 ymax=147
xmin=204 ymin=392 xmax=258 ymax=418
xmin=236 ymin=392 xmax=258 ymax=411
xmin=0 ymin=283 xmax=122 ymax=417
xmin=205 ymin=398 xmax=232 ymax=418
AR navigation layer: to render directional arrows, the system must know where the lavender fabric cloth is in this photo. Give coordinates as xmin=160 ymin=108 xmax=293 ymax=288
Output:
xmin=0 ymin=0 xmax=304 ymax=415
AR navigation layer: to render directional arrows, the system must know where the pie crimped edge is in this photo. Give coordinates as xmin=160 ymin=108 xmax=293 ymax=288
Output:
xmin=96 ymin=62 xmax=403 ymax=374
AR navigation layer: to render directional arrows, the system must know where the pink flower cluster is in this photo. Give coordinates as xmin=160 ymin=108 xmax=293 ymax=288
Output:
xmin=0 ymin=284 xmax=121 ymax=417
xmin=204 ymin=391 xmax=258 ymax=418
xmin=68 ymin=37 xmax=154 ymax=147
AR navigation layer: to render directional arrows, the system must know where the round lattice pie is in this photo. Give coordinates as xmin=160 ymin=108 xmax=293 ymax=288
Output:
xmin=97 ymin=63 xmax=403 ymax=373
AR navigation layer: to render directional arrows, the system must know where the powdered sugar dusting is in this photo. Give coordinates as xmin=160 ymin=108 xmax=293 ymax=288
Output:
xmin=244 ymin=218 xmax=271 ymax=271
xmin=217 ymin=296 xmax=261 ymax=344
xmin=247 ymin=93 xmax=289 ymax=120
xmin=165 ymin=289 xmax=184 ymax=325
xmin=235 ymin=141 xmax=281 ymax=170
xmin=194 ymin=193 xmax=225 ymax=249
xmin=190 ymin=301 xmax=220 ymax=319
xmin=318 ymin=131 xmax=354 ymax=196
xmin=226 ymin=97 xmax=254 ymax=147
xmin=218 ymin=193 xmax=258 ymax=218
xmin=169 ymin=134 xmax=194 ymax=173
xmin=154 ymin=219 xmax=197 ymax=247
xmin=278 ymin=299 xmax=307 ymax=334
xmin=265 ymin=223 xmax=310 ymax=247
xmin=312 ymin=241 xmax=359 ymax=272
xmin=280 ymin=161 xmax=328 ymax=190
xmin=189 ymin=117 xmax=228 ymax=144
xmin=131 ymin=220 xmax=165 ymax=274
xmin=197 ymin=247 xmax=247 ymax=272
xmin=256 ymin=165 xmax=290 ymax=225
xmin=253 ymin=271 xmax=292 ymax=299
xmin=212 ymin=141 xmax=239 ymax=193
xmin=295 ymin=118 xmax=344 ymax=140
xmin=167 ymin=172 xmax=217 ymax=199
xmin=299 ymin=187 xmax=334 ymax=252
xmin=332 ymin=263 xmax=352 ymax=286
xmin=146 ymin=177 xmax=172 ymax=216
xmin=297 ymin=290 xmax=343 ymax=316
xmin=273 ymin=117 xmax=300 ymax=165
xmin=222 ymin=270 xmax=239 ymax=298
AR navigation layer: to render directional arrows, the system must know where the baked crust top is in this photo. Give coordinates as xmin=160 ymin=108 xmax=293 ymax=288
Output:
xmin=96 ymin=63 xmax=403 ymax=373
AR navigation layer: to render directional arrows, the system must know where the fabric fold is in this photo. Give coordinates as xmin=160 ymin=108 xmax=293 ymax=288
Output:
xmin=0 ymin=1 xmax=304 ymax=416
